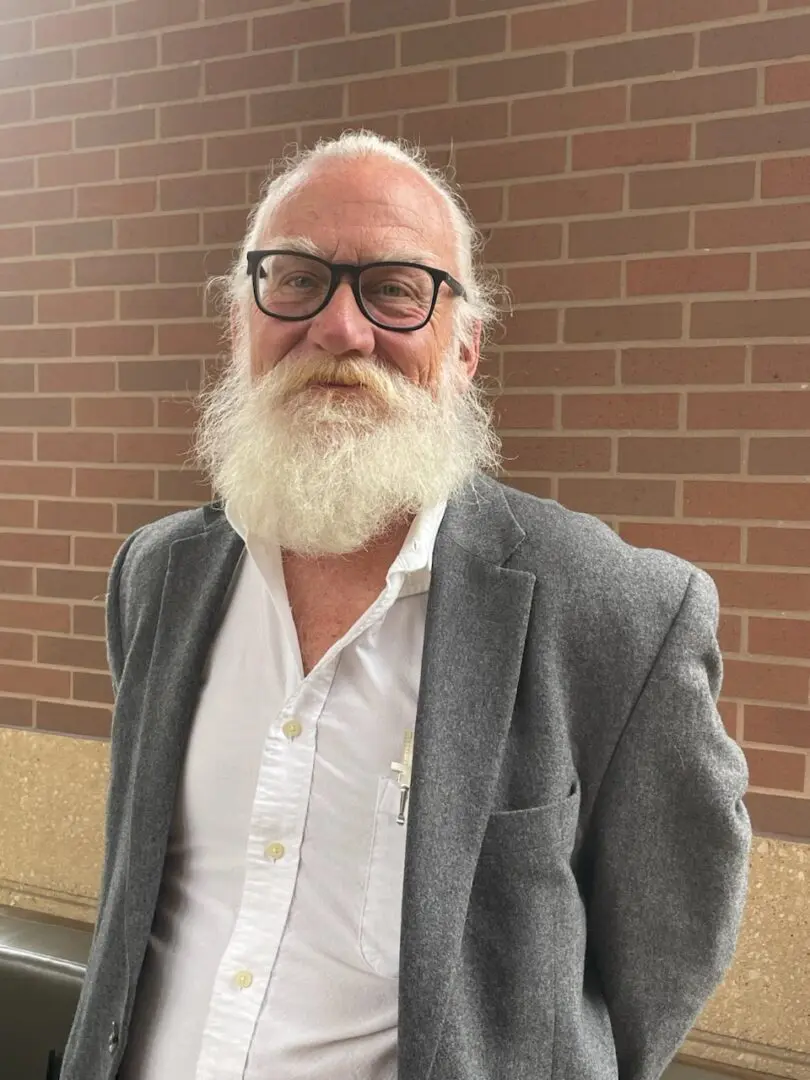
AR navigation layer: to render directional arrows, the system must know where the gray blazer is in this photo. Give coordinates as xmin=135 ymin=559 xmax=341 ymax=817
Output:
xmin=61 ymin=475 xmax=751 ymax=1080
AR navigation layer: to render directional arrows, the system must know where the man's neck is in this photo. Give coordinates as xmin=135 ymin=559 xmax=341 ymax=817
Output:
xmin=281 ymin=516 xmax=415 ymax=589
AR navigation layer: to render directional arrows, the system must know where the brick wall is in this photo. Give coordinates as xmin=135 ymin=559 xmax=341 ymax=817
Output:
xmin=0 ymin=0 xmax=809 ymax=840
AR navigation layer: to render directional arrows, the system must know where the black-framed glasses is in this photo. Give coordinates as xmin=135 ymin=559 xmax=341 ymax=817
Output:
xmin=246 ymin=249 xmax=467 ymax=332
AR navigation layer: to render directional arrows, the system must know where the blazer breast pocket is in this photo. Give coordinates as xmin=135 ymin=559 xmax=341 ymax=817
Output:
xmin=479 ymin=776 xmax=581 ymax=862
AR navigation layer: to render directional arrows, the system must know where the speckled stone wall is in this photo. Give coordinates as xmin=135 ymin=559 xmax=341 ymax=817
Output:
xmin=1 ymin=727 xmax=808 ymax=1075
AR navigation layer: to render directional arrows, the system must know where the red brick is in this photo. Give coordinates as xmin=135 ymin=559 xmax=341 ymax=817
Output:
xmin=38 ymin=290 xmax=115 ymax=324
xmin=506 ymin=262 xmax=620 ymax=304
xmin=160 ymin=173 xmax=246 ymax=212
xmin=750 ymin=617 xmax=810 ymax=662
xmin=255 ymin=4 xmax=344 ymax=46
xmin=765 ymin=59 xmax=810 ymax=104
xmin=350 ymin=0 xmax=445 ymax=32
xmin=117 ymin=433 xmax=192 ymax=464
xmin=0 ymin=19 xmax=32 ymax=55
xmin=0 ymin=225 xmax=31 ymax=257
xmin=0 ymin=565 xmax=34 ymax=597
xmin=77 ymin=36 xmax=157 ymax=78
xmin=0 ymin=259 xmax=69 ymax=292
xmin=456 ymin=138 xmax=566 ymax=185
xmin=349 ymin=69 xmax=449 ymax=114
xmin=698 ymin=106 xmax=810 ymax=159
xmin=750 ymin=437 xmax=810 ymax=476
xmin=0 ymin=364 xmax=34 ymax=393
xmin=622 ymin=346 xmax=746 ymax=386
xmin=627 ymin=253 xmax=750 ymax=296
xmin=0 ymin=662 xmax=69 ymax=699
xmin=0 ymin=49 xmax=72 ymax=91
xmin=499 ymin=435 xmax=611 ymax=471
xmin=507 ymin=175 xmax=620 ymax=223
xmin=630 ymin=162 xmax=755 ymax=210
xmin=512 ymin=87 xmax=626 ymax=137
xmin=0 ymin=532 xmax=69 ymax=564
xmin=401 ymin=17 xmax=504 ymax=65
xmin=692 ymin=298 xmax=810 ymax=340
xmin=503 ymin=351 xmax=615 ymax=389
xmin=684 ymin=482 xmax=810 ymax=522
xmin=688 ymin=390 xmax=810 ymax=430
xmin=485 ymin=224 xmax=560 ymax=266
xmin=119 ymin=139 xmax=203 ymax=179
xmin=574 ymin=34 xmax=693 ymax=86
xmin=502 ymin=476 xmax=553 ymax=500
xmin=116 ymin=502 xmax=184 ymax=533
xmin=563 ymin=392 xmax=679 ymax=429
xmin=75 ymin=325 xmax=154 ymax=357
xmin=39 ymin=362 xmax=115 ymax=394
xmin=35 ymin=78 xmax=113 ymax=119
xmin=634 ymin=0 xmax=757 ymax=29
xmin=0 ymin=597 xmax=69 ymax=634
xmin=161 ymin=97 xmax=246 ymax=139
xmin=117 ymin=213 xmax=200 ymax=250
xmin=632 ymin=70 xmax=757 ymax=122
xmin=700 ymin=12 xmax=810 ymax=66
xmin=35 ymin=6 xmax=112 ymax=48
xmin=698 ymin=204 xmax=810 ymax=250
xmin=157 ymin=397 xmax=200 ymax=429
xmin=719 ymin=614 xmax=743 ymax=654
xmin=564 ymin=303 xmax=683 ymax=344
xmin=492 ymin=394 xmax=555 ymax=430
xmin=75 ymin=468 xmax=155 ymax=500
xmin=73 ymin=670 xmax=114 ymax=705
xmin=37 ymin=700 xmax=111 ymax=738
xmin=162 ymin=20 xmax=248 ymax=64
xmin=713 ymin=571 xmax=810 ymax=612
xmin=0 ymin=295 xmax=32 ymax=324
xmin=0 ymin=397 xmax=70 ymax=428
xmin=38 ymin=148 xmax=115 ymax=188
xmin=157 ymin=251 xmax=209 ymax=284
xmin=206 ymin=49 xmax=294 ymax=94
xmin=457 ymin=53 xmax=567 ymax=101
xmin=559 ymin=478 xmax=676 ymax=516
xmin=749 ymin=527 xmax=810 ymax=568
xmin=37 ymin=432 xmax=114 ymax=463
xmin=458 ymin=185 xmax=503 ymax=226
xmin=0 ymin=89 xmax=31 ymax=126
xmin=114 ymin=0 xmax=197 ymax=34
xmin=618 ymin=522 xmax=741 ymax=563
xmin=0 ymin=433 xmax=33 ymax=461
xmin=36 ymin=219 xmax=113 ymax=255
xmin=119 ymin=286 xmax=201 ymax=322
xmin=758 ymin=249 xmax=810 ymax=291
xmin=157 ymin=323 xmax=221 ymax=356
xmin=38 ymin=634 xmax=108 ymax=670
xmin=573 ymin=124 xmax=691 ymax=170
xmin=158 ymin=469 xmax=211 ymax=502
xmin=74 ymin=536 xmax=124 ymax=568
xmin=618 ymin=436 xmax=740 ymax=474
xmin=206 ymin=128 xmax=295 ymax=171
xmin=301 ymin=114 xmax=399 ymax=147
xmin=253 ymin=85 xmax=343 ymax=127
xmin=119 ymin=360 xmax=200 ymax=392
xmin=0 ymin=328 xmax=70 ymax=358
xmin=0 ymin=188 xmax=72 ymax=226
xmin=0 ymin=499 xmax=34 ymax=528
xmin=724 ymin=659 xmax=809 ymax=706
xmin=514 ymin=0 xmax=626 ymax=45
xmin=76 ymin=107 xmax=155 ymax=148
xmin=569 ymin=212 xmax=688 ymax=258
xmin=405 ymin=102 xmax=508 ymax=146
xmin=753 ymin=344 xmax=810 ymax=383
xmin=744 ymin=747 xmax=806 ymax=791
xmin=500 ymin=308 xmax=558 ymax=346
xmin=38 ymin=499 xmax=113 ymax=533
xmin=0 ymin=633 xmax=32 ymax=663
xmin=75 ymin=253 xmax=155 ymax=287
xmin=76 ymin=396 xmax=155 ymax=427
xmin=744 ymin=706 xmax=810 ymax=752
xmin=762 ymin=155 xmax=810 ymax=198
xmin=117 ymin=65 xmax=199 ymax=109
xmin=0 ymin=119 xmax=71 ymax=159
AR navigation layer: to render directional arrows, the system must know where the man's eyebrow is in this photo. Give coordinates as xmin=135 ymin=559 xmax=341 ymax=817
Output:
xmin=260 ymin=235 xmax=443 ymax=265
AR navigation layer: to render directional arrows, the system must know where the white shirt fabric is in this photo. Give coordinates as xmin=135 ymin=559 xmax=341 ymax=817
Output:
xmin=118 ymin=500 xmax=447 ymax=1080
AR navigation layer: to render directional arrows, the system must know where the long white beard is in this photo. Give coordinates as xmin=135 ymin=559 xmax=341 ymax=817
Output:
xmin=194 ymin=342 xmax=501 ymax=556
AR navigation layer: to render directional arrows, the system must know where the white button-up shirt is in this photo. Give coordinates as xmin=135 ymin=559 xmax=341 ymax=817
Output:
xmin=118 ymin=500 xmax=447 ymax=1080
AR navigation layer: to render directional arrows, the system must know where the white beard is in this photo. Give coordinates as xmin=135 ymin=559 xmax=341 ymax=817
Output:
xmin=194 ymin=342 xmax=501 ymax=557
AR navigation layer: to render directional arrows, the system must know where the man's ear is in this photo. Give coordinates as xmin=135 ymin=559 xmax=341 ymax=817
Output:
xmin=460 ymin=319 xmax=482 ymax=381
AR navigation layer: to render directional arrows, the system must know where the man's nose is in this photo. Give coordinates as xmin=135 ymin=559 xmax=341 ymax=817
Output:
xmin=306 ymin=280 xmax=376 ymax=357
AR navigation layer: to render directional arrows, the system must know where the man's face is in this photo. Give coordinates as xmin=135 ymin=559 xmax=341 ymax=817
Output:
xmin=245 ymin=156 xmax=478 ymax=392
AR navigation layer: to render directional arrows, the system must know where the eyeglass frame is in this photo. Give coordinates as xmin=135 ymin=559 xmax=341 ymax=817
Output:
xmin=246 ymin=248 xmax=468 ymax=333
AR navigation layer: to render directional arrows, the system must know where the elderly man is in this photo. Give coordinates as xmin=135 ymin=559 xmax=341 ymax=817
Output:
xmin=61 ymin=131 xmax=751 ymax=1080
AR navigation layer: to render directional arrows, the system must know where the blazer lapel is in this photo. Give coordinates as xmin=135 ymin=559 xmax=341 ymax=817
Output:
xmin=124 ymin=510 xmax=244 ymax=954
xmin=398 ymin=477 xmax=537 ymax=1080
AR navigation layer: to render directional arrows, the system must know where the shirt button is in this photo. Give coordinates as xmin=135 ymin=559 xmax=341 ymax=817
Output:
xmin=265 ymin=842 xmax=285 ymax=861
xmin=282 ymin=719 xmax=302 ymax=740
xmin=234 ymin=970 xmax=253 ymax=990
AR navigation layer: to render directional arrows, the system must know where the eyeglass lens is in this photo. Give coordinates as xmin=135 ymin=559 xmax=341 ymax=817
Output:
xmin=255 ymin=253 xmax=436 ymax=328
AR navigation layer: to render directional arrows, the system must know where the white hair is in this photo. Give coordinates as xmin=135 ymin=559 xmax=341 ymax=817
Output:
xmin=214 ymin=129 xmax=501 ymax=352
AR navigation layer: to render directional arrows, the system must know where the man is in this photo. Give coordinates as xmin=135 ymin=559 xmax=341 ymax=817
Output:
xmin=61 ymin=131 xmax=751 ymax=1080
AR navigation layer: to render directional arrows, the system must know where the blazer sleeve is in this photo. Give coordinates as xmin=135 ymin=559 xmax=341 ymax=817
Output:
xmin=587 ymin=568 xmax=752 ymax=1080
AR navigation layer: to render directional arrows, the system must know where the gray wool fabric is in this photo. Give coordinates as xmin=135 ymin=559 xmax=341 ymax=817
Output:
xmin=60 ymin=474 xmax=751 ymax=1080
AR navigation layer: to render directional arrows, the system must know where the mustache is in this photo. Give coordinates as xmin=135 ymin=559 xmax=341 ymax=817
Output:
xmin=267 ymin=356 xmax=405 ymax=402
